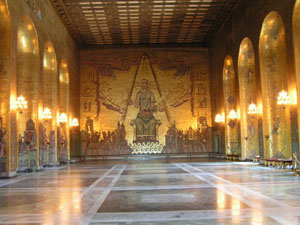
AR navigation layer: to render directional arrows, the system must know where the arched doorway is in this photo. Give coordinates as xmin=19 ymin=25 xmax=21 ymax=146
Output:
xmin=58 ymin=59 xmax=69 ymax=163
xmin=223 ymin=55 xmax=239 ymax=157
xmin=293 ymin=0 xmax=300 ymax=159
xmin=41 ymin=41 xmax=57 ymax=165
xmin=259 ymin=11 xmax=291 ymax=159
xmin=17 ymin=16 xmax=39 ymax=170
xmin=238 ymin=38 xmax=259 ymax=160
xmin=0 ymin=0 xmax=10 ymax=173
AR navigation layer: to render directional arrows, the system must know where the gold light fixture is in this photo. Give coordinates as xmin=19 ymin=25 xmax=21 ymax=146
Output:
xmin=40 ymin=107 xmax=52 ymax=121
xmin=277 ymin=90 xmax=290 ymax=106
xmin=248 ymin=103 xmax=258 ymax=115
xmin=58 ymin=113 xmax=68 ymax=124
xmin=228 ymin=109 xmax=238 ymax=120
xmin=70 ymin=118 xmax=79 ymax=127
xmin=215 ymin=114 xmax=225 ymax=123
xmin=15 ymin=95 xmax=28 ymax=113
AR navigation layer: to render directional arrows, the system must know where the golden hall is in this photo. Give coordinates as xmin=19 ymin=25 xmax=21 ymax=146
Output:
xmin=0 ymin=0 xmax=300 ymax=224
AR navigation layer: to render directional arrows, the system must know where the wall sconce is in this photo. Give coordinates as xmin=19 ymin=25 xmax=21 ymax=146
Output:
xmin=58 ymin=113 xmax=68 ymax=125
xmin=215 ymin=114 xmax=225 ymax=123
xmin=228 ymin=109 xmax=238 ymax=120
xmin=15 ymin=95 xmax=28 ymax=114
xmin=247 ymin=103 xmax=258 ymax=115
xmin=40 ymin=107 xmax=52 ymax=122
xmin=70 ymin=118 xmax=79 ymax=127
xmin=277 ymin=90 xmax=290 ymax=107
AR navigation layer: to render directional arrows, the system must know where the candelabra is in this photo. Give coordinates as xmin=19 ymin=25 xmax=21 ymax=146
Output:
xmin=40 ymin=107 xmax=52 ymax=123
xmin=58 ymin=113 xmax=68 ymax=125
xmin=215 ymin=113 xmax=225 ymax=123
xmin=228 ymin=109 xmax=238 ymax=120
xmin=15 ymin=95 xmax=28 ymax=114
xmin=248 ymin=103 xmax=258 ymax=115
xmin=277 ymin=90 xmax=290 ymax=108
xmin=70 ymin=118 xmax=79 ymax=127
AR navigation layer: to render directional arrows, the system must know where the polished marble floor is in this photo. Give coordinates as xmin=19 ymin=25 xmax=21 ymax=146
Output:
xmin=0 ymin=160 xmax=300 ymax=224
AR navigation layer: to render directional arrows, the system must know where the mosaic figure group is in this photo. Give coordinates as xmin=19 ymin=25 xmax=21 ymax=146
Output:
xmin=81 ymin=118 xmax=131 ymax=156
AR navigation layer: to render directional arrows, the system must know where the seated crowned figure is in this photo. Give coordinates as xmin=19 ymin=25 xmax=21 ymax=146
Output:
xmin=131 ymin=79 xmax=159 ymax=142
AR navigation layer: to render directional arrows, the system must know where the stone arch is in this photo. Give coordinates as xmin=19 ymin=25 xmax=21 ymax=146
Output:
xmin=223 ymin=55 xmax=239 ymax=156
xmin=259 ymin=11 xmax=291 ymax=159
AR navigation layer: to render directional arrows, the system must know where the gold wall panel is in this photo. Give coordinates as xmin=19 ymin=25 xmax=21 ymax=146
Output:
xmin=259 ymin=11 xmax=292 ymax=159
xmin=0 ymin=0 xmax=10 ymax=172
xmin=293 ymin=0 xmax=300 ymax=158
xmin=59 ymin=59 xmax=70 ymax=161
xmin=42 ymin=41 xmax=57 ymax=162
xmin=0 ymin=0 xmax=79 ymax=175
xmin=238 ymin=38 xmax=259 ymax=159
xmin=80 ymin=48 xmax=211 ymax=146
xmin=17 ymin=16 xmax=40 ymax=165
xmin=223 ymin=55 xmax=239 ymax=155
xmin=43 ymin=41 xmax=58 ymax=127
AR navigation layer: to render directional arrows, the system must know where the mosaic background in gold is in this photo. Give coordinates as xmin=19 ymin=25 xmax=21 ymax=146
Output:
xmin=293 ymin=0 xmax=300 ymax=158
xmin=223 ymin=55 xmax=239 ymax=155
xmin=80 ymin=48 xmax=211 ymax=145
xmin=259 ymin=12 xmax=292 ymax=159
xmin=238 ymin=38 xmax=259 ymax=159
xmin=17 ymin=16 xmax=40 ymax=166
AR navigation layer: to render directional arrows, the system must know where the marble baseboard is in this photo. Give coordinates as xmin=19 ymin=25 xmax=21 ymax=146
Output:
xmin=0 ymin=171 xmax=17 ymax=179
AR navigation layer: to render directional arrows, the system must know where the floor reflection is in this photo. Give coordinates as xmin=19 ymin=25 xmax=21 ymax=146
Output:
xmin=0 ymin=160 xmax=299 ymax=224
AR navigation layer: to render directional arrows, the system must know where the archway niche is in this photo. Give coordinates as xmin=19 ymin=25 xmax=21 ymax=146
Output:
xmin=58 ymin=59 xmax=69 ymax=163
xmin=259 ymin=11 xmax=291 ymax=159
xmin=17 ymin=16 xmax=40 ymax=169
xmin=293 ymin=0 xmax=300 ymax=158
xmin=223 ymin=55 xmax=239 ymax=156
xmin=0 ymin=0 xmax=10 ymax=173
xmin=238 ymin=38 xmax=259 ymax=159
xmin=41 ymin=41 xmax=57 ymax=165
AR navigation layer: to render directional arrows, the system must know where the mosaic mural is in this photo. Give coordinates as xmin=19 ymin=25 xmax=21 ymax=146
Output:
xmin=80 ymin=48 xmax=212 ymax=155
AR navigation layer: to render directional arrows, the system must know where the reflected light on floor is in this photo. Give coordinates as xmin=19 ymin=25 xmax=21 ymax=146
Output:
xmin=42 ymin=214 xmax=54 ymax=225
xmin=251 ymin=211 xmax=263 ymax=225
xmin=42 ymin=223 xmax=54 ymax=225
xmin=231 ymin=198 xmax=241 ymax=216
xmin=217 ymin=189 xmax=225 ymax=209
xmin=73 ymin=198 xmax=82 ymax=210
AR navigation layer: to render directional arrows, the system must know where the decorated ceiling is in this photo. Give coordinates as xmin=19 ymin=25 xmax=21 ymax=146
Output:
xmin=50 ymin=0 xmax=238 ymax=47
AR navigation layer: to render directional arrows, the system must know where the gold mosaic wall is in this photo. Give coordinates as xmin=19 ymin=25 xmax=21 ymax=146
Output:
xmin=238 ymin=38 xmax=259 ymax=159
xmin=43 ymin=42 xmax=57 ymax=132
xmin=223 ymin=55 xmax=239 ymax=155
xmin=0 ymin=0 xmax=79 ymax=175
xmin=80 ymin=48 xmax=211 ymax=145
xmin=17 ymin=16 xmax=40 ymax=165
xmin=259 ymin=12 xmax=292 ymax=159
xmin=59 ymin=60 xmax=70 ymax=160
xmin=293 ymin=0 xmax=300 ymax=156
xmin=0 ymin=0 xmax=10 ymax=171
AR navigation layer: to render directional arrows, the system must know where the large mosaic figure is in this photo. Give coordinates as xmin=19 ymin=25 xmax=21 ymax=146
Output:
xmin=132 ymin=79 xmax=157 ymax=141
